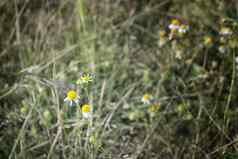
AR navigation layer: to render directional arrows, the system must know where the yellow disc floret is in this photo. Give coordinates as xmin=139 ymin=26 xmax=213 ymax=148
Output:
xmin=81 ymin=75 xmax=90 ymax=82
xmin=82 ymin=104 xmax=91 ymax=113
xmin=171 ymin=19 xmax=180 ymax=25
xmin=143 ymin=93 xmax=151 ymax=101
xmin=67 ymin=90 xmax=77 ymax=100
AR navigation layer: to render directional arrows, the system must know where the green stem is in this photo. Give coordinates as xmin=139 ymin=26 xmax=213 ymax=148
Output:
xmin=224 ymin=50 xmax=236 ymax=129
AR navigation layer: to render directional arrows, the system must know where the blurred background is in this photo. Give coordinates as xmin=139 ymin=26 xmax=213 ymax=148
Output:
xmin=0 ymin=0 xmax=238 ymax=159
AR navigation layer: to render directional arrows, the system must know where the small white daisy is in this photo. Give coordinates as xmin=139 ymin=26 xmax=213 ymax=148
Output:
xmin=218 ymin=44 xmax=226 ymax=54
xmin=81 ymin=104 xmax=93 ymax=118
xmin=178 ymin=24 xmax=189 ymax=33
xmin=64 ymin=90 xmax=80 ymax=106
xmin=141 ymin=93 xmax=154 ymax=104
xmin=168 ymin=19 xmax=180 ymax=30
xmin=220 ymin=27 xmax=232 ymax=36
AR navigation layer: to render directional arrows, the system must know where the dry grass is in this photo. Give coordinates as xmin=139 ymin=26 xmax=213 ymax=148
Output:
xmin=1 ymin=0 xmax=238 ymax=159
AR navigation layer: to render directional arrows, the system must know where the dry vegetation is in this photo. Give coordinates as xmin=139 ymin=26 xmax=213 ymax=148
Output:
xmin=1 ymin=0 xmax=238 ymax=159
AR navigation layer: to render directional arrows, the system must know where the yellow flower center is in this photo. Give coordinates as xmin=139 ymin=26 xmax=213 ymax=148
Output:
xmin=67 ymin=90 xmax=77 ymax=100
xmin=171 ymin=19 xmax=180 ymax=25
xmin=82 ymin=104 xmax=91 ymax=113
xmin=143 ymin=94 xmax=150 ymax=100
xmin=81 ymin=75 xmax=90 ymax=81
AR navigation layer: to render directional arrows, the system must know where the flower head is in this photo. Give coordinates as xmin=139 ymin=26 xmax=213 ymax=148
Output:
xmin=169 ymin=19 xmax=180 ymax=31
xmin=81 ymin=104 xmax=93 ymax=118
xmin=178 ymin=24 xmax=189 ymax=34
xmin=64 ymin=90 xmax=80 ymax=106
xmin=168 ymin=18 xmax=189 ymax=39
xmin=141 ymin=93 xmax=154 ymax=104
xmin=220 ymin=27 xmax=232 ymax=36
xmin=76 ymin=74 xmax=93 ymax=85
xmin=218 ymin=44 xmax=226 ymax=53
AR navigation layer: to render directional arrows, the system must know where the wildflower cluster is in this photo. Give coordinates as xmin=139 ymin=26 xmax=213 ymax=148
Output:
xmin=64 ymin=73 xmax=94 ymax=119
xmin=218 ymin=26 xmax=233 ymax=54
xmin=157 ymin=17 xmax=236 ymax=63
xmin=168 ymin=18 xmax=189 ymax=40
xmin=141 ymin=93 xmax=160 ymax=115
xmin=158 ymin=18 xmax=190 ymax=48
xmin=202 ymin=23 xmax=234 ymax=53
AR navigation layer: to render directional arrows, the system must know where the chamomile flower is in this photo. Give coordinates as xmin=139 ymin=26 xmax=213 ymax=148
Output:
xmin=178 ymin=24 xmax=189 ymax=34
xmin=168 ymin=19 xmax=180 ymax=31
xmin=218 ymin=44 xmax=226 ymax=53
xmin=76 ymin=74 xmax=93 ymax=85
xmin=141 ymin=93 xmax=154 ymax=104
xmin=220 ymin=27 xmax=232 ymax=36
xmin=64 ymin=90 xmax=80 ymax=106
xmin=81 ymin=104 xmax=93 ymax=118
xmin=168 ymin=19 xmax=182 ymax=40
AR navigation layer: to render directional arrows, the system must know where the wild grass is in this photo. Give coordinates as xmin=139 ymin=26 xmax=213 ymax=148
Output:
xmin=1 ymin=0 xmax=238 ymax=159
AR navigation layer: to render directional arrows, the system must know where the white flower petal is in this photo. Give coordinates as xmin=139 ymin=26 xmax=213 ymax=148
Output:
xmin=74 ymin=98 xmax=79 ymax=104
xmin=141 ymin=98 xmax=150 ymax=105
xmin=219 ymin=47 xmax=225 ymax=53
xmin=235 ymin=57 xmax=238 ymax=64
xmin=178 ymin=28 xmax=187 ymax=33
xmin=64 ymin=97 xmax=69 ymax=102
xmin=83 ymin=112 xmax=92 ymax=118
xmin=169 ymin=24 xmax=180 ymax=30
xmin=69 ymin=100 xmax=73 ymax=106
